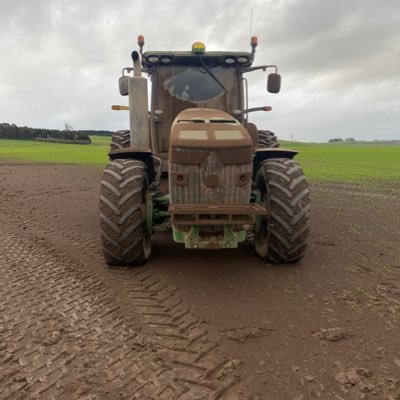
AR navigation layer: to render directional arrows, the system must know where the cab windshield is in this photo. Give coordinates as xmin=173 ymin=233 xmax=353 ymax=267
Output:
xmin=162 ymin=66 xmax=234 ymax=103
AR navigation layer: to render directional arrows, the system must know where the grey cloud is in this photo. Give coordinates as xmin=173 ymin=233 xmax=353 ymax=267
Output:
xmin=0 ymin=0 xmax=399 ymax=141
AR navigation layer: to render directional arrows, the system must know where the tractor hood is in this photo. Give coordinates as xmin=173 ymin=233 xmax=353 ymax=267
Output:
xmin=169 ymin=108 xmax=253 ymax=164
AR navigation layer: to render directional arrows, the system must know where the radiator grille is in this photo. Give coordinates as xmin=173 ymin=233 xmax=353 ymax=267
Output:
xmin=170 ymin=162 xmax=252 ymax=204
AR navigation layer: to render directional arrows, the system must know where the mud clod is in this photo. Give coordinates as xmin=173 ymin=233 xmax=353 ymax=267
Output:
xmin=314 ymin=327 xmax=353 ymax=342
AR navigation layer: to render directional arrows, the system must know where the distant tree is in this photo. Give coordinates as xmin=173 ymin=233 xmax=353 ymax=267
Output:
xmin=64 ymin=122 xmax=74 ymax=131
xmin=345 ymin=137 xmax=355 ymax=142
xmin=328 ymin=138 xmax=343 ymax=143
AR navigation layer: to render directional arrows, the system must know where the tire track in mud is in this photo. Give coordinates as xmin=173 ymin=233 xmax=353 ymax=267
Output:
xmin=0 ymin=228 xmax=159 ymax=400
xmin=0 ymin=212 xmax=242 ymax=399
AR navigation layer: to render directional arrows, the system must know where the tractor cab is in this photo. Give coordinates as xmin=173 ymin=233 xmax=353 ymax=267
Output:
xmin=141 ymin=46 xmax=253 ymax=156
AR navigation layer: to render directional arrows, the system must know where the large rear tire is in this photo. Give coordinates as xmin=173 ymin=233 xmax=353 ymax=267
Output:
xmin=257 ymin=130 xmax=280 ymax=148
xmin=99 ymin=159 xmax=151 ymax=266
xmin=110 ymin=130 xmax=130 ymax=151
xmin=254 ymin=158 xmax=310 ymax=263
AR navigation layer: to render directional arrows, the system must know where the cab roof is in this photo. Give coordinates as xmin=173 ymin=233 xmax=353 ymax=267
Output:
xmin=142 ymin=51 xmax=254 ymax=68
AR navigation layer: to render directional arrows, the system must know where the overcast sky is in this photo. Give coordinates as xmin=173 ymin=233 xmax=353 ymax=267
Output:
xmin=0 ymin=0 xmax=399 ymax=142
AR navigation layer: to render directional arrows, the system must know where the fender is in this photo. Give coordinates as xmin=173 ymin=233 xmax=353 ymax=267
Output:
xmin=253 ymin=148 xmax=298 ymax=175
xmin=108 ymin=147 xmax=155 ymax=182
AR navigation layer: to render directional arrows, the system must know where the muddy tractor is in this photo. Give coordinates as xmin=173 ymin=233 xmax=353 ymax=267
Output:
xmin=99 ymin=36 xmax=310 ymax=265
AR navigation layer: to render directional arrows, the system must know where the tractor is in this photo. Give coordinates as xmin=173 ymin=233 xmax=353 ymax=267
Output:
xmin=99 ymin=36 xmax=310 ymax=265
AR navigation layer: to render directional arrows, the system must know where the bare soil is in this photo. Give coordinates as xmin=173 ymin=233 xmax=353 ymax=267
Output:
xmin=0 ymin=164 xmax=399 ymax=400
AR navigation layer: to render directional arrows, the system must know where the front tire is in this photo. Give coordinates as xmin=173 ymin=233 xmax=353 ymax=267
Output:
xmin=99 ymin=159 xmax=151 ymax=266
xmin=254 ymin=158 xmax=310 ymax=263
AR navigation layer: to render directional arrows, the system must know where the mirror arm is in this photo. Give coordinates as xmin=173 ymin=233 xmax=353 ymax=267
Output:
xmin=243 ymin=65 xmax=278 ymax=74
xmin=244 ymin=106 xmax=272 ymax=114
xmin=122 ymin=67 xmax=151 ymax=76
xmin=122 ymin=67 xmax=133 ymax=76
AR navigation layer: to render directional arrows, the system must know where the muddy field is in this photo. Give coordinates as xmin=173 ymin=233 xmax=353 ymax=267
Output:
xmin=0 ymin=164 xmax=399 ymax=400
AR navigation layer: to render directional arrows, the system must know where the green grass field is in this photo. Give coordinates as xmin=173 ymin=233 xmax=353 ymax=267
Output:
xmin=0 ymin=136 xmax=399 ymax=185
xmin=280 ymin=141 xmax=400 ymax=184
xmin=0 ymin=136 xmax=110 ymax=165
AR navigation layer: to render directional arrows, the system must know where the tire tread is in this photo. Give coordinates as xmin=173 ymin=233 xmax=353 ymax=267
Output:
xmin=257 ymin=130 xmax=280 ymax=148
xmin=257 ymin=158 xmax=310 ymax=263
xmin=99 ymin=159 xmax=150 ymax=265
xmin=110 ymin=130 xmax=130 ymax=151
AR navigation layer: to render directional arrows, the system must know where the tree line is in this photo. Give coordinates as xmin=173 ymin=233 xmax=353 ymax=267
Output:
xmin=0 ymin=122 xmax=95 ymax=142
xmin=0 ymin=122 xmax=112 ymax=143
xmin=81 ymin=130 xmax=113 ymax=137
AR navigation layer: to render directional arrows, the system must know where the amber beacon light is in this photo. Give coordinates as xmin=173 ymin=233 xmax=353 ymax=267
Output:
xmin=192 ymin=41 xmax=206 ymax=54
xmin=137 ymin=35 xmax=145 ymax=47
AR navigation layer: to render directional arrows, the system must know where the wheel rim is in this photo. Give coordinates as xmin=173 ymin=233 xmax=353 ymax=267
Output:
xmin=254 ymin=169 xmax=270 ymax=258
xmin=141 ymin=190 xmax=152 ymax=260
xmin=255 ymin=195 xmax=269 ymax=257
xmin=142 ymin=231 xmax=152 ymax=259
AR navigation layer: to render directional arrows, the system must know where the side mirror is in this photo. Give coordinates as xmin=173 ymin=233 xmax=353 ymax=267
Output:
xmin=119 ymin=76 xmax=129 ymax=96
xmin=267 ymin=73 xmax=281 ymax=93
